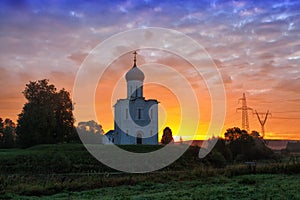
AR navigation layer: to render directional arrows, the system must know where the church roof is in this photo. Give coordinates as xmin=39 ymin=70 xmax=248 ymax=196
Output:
xmin=105 ymin=130 xmax=115 ymax=136
xmin=125 ymin=51 xmax=144 ymax=81
xmin=125 ymin=65 xmax=145 ymax=81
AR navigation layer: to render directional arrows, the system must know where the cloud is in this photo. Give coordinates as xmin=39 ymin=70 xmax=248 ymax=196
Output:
xmin=248 ymin=89 xmax=271 ymax=95
xmin=68 ymin=51 xmax=88 ymax=65
xmin=220 ymin=70 xmax=232 ymax=84
xmin=275 ymin=77 xmax=300 ymax=93
xmin=0 ymin=0 xmax=299 ymax=139
xmin=258 ymin=53 xmax=274 ymax=60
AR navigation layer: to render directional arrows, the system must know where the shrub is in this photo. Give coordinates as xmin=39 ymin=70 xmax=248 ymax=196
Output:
xmin=207 ymin=150 xmax=227 ymax=168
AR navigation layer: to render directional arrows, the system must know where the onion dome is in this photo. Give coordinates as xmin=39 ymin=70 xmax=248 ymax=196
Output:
xmin=125 ymin=65 xmax=145 ymax=81
xmin=125 ymin=51 xmax=145 ymax=81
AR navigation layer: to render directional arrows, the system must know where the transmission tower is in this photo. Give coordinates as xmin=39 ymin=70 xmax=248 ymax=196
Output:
xmin=236 ymin=93 xmax=253 ymax=132
xmin=254 ymin=110 xmax=271 ymax=138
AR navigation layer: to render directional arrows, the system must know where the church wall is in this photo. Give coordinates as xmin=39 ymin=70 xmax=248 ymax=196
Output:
xmin=110 ymin=57 xmax=158 ymax=145
xmin=114 ymin=99 xmax=158 ymax=145
xmin=127 ymin=80 xmax=143 ymax=98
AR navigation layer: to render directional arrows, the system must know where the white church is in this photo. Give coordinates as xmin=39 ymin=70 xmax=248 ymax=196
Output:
xmin=103 ymin=52 xmax=159 ymax=145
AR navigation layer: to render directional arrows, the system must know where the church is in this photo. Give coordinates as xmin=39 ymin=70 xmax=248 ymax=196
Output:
xmin=103 ymin=52 xmax=159 ymax=145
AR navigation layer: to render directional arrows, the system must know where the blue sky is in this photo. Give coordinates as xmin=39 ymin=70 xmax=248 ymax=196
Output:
xmin=0 ymin=0 xmax=300 ymax=139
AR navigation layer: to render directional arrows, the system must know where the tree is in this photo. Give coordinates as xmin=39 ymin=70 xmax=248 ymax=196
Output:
xmin=212 ymin=138 xmax=233 ymax=163
xmin=0 ymin=118 xmax=3 ymax=138
xmin=16 ymin=79 xmax=77 ymax=147
xmin=224 ymin=127 xmax=253 ymax=159
xmin=161 ymin=127 xmax=174 ymax=144
xmin=224 ymin=127 xmax=243 ymax=142
xmin=77 ymin=120 xmax=104 ymax=144
xmin=179 ymin=136 xmax=183 ymax=144
xmin=224 ymin=127 xmax=273 ymax=161
xmin=250 ymin=130 xmax=260 ymax=139
xmin=54 ymin=89 xmax=77 ymax=142
xmin=0 ymin=118 xmax=16 ymax=148
xmin=0 ymin=118 xmax=3 ymax=147
xmin=207 ymin=150 xmax=227 ymax=168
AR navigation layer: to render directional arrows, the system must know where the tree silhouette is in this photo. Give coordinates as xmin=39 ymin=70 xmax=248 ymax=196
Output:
xmin=54 ymin=89 xmax=77 ymax=142
xmin=224 ymin=127 xmax=243 ymax=142
xmin=161 ymin=127 xmax=174 ymax=144
xmin=250 ymin=130 xmax=260 ymax=138
xmin=0 ymin=118 xmax=15 ymax=148
xmin=224 ymin=127 xmax=273 ymax=161
xmin=179 ymin=136 xmax=183 ymax=144
xmin=16 ymin=79 xmax=77 ymax=147
xmin=77 ymin=120 xmax=104 ymax=144
xmin=0 ymin=118 xmax=2 ymax=139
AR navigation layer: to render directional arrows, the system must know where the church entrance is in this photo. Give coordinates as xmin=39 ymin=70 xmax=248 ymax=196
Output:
xmin=137 ymin=133 xmax=142 ymax=144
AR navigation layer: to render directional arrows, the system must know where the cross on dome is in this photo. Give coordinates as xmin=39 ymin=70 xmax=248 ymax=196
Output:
xmin=133 ymin=51 xmax=137 ymax=66
xmin=125 ymin=51 xmax=145 ymax=81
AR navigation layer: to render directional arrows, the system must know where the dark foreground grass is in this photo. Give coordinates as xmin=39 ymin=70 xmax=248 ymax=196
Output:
xmin=0 ymin=144 xmax=199 ymax=174
xmin=3 ymin=174 xmax=300 ymax=200
xmin=0 ymin=144 xmax=299 ymax=199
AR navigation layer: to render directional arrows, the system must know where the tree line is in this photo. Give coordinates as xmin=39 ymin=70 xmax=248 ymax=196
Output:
xmin=0 ymin=78 xmax=177 ymax=148
xmin=0 ymin=118 xmax=15 ymax=148
xmin=0 ymin=78 xmax=275 ymax=162
xmin=159 ymin=126 xmax=274 ymax=166
xmin=205 ymin=127 xmax=274 ymax=167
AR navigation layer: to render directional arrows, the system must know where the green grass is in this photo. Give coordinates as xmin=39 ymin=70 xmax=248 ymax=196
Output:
xmin=4 ymin=174 xmax=300 ymax=200
xmin=0 ymin=144 xmax=112 ymax=174
xmin=0 ymin=144 xmax=299 ymax=199
xmin=0 ymin=144 xmax=204 ymax=174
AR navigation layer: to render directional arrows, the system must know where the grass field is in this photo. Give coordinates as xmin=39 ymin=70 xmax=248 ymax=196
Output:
xmin=0 ymin=144 xmax=299 ymax=199
xmin=3 ymin=174 xmax=300 ymax=200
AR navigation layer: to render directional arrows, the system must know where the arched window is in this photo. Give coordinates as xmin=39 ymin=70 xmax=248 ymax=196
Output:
xmin=138 ymin=108 xmax=142 ymax=120
xmin=137 ymin=133 xmax=142 ymax=144
xmin=135 ymin=85 xmax=138 ymax=97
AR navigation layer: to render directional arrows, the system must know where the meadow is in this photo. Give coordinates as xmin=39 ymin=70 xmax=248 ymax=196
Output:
xmin=6 ymin=174 xmax=300 ymax=200
xmin=0 ymin=144 xmax=299 ymax=199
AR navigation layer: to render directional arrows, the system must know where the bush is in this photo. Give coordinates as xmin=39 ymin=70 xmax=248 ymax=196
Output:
xmin=208 ymin=150 xmax=227 ymax=168
xmin=212 ymin=138 xmax=233 ymax=163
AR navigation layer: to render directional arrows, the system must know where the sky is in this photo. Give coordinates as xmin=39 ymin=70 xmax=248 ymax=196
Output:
xmin=0 ymin=0 xmax=300 ymax=140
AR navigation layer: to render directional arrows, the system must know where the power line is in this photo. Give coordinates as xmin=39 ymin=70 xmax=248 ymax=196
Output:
xmin=271 ymin=117 xmax=300 ymax=120
xmin=236 ymin=93 xmax=253 ymax=132
xmin=254 ymin=110 xmax=271 ymax=138
xmin=272 ymin=111 xmax=300 ymax=114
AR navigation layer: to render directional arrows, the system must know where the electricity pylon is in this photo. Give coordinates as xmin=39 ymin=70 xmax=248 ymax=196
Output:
xmin=254 ymin=110 xmax=271 ymax=138
xmin=236 ymin=93 xmax=253 ymax=132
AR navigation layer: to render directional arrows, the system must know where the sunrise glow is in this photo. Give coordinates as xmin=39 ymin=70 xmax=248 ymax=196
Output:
xmin=0 ymin=0 xmax=299 ymax=140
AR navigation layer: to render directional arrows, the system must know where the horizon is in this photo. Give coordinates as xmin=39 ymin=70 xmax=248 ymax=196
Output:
xmin=0 ymin=0 xmax=299 ymax=141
